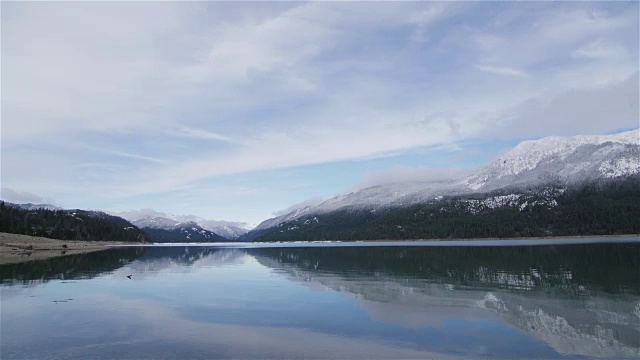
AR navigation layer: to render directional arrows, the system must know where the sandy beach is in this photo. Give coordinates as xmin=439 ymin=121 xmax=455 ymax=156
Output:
xmin=0 ymin=232 xmax=144 ymax=265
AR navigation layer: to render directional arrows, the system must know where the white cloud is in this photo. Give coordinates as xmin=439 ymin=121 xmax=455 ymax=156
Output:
xmin=114 ymin=116 xmax=465 ymax=195
xmin=173 ymin=127 xmax=237 ymax=143
xmin=475 ymin=64 xmax=529 ymax=78
xmin=2 ymin=2 xmax=638 ymax=222
xmin=1 ymin=187 xmax=56 ymax=205
xmin=85 ymin=147 xmax=170 ymax=164
xmin=497 ymin=72 xmax=639 ymax=139
xmin=114 ymin=208 xmax=170 ymax=222
xmin=573 ymin=39 xmax=628 ymax=59
xmin=351 ymin=166 xmax=472 ymax=192
xmin=2 ymin=2 xmax=188 ymax=144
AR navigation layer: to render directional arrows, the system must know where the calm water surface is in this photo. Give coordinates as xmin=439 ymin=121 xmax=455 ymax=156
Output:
xmin=1 ymin=239 xmax=639 ymax=359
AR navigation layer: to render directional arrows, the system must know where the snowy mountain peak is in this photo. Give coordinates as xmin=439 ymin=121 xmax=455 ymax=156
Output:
xmin=129 ymin=215 xmax=248 ymax=240
xmin=253 ymin=206 xmax=313 ymax=231
xmin=131 ymin=216 xmax=178 ymax=230
xmin=463 ymin=130 xmax=639 ymax=191
xmin=248 ymin=130 xmax=639 ymax=235
xmin=195 ymin=220 xmax=249 ymax=240
xmin=493 ymin=130 xmax=638 ymax=179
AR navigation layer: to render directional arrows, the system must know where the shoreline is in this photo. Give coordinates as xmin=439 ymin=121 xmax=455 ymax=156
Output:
xmin=2 ymin=232 xmax=638 ymax=264
xmin=0 ymin=232 xmax=144 ymax=265
xmin=116 ymin=233 xmax=639 ymax=246
xmin=359 ymin=234 xmax=640 ymax=242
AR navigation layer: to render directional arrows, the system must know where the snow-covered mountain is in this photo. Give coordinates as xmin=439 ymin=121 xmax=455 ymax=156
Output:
xmin=196 ymin=219 xmax=249 ymax=240
xmin=126 ymin=215 xmax=248 ymax=240
xmin=253 ymin=205 xmax=318 ymax=232
xmin=252 ymin=130 xmax=639 ymax=232
xmin=169 ymin=221 xmax=227 ymax=242
xmin=141 ymin=220 xmax=229 ymax=243
xmin=131 ymin=216 xmax=178 ymax=230
xmin=463 ymin=130 xmax=639 ymax=191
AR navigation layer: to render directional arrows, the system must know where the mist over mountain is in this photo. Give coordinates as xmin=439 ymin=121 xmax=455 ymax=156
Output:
xmin=4 ymin=130 xmax=636 ymax=243
xmin=244 ymin=130 xmax=640 ymax=241
xmin=462 ymin=130 xmax=639 ymax=191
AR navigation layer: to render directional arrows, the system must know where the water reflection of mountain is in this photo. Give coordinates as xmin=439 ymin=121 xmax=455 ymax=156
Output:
xmin=249 ymin=245 xmax=640 ymax=358
xmin=3 ymin=244 xmax=639 ymax=357
xmin=0 ymin=247 xmax=246 ymax=285
xmin=250 ymin=244 xmax=640 ymax=294
xmin=136 ymin=246 xmax=245 ymax=265
xmin=0 ymin=247 xmax=145 ymax=285
xmin=125 ymin=247 xmax=247 ymax=274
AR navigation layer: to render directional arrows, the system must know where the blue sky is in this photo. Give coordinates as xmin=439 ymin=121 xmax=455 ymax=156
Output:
xmin=2 ymin=2 xmax=638 ymax=226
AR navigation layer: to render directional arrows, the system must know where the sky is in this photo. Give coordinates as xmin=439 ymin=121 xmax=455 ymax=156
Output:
xmin=1 ymin=1 xmax=638 ymax=226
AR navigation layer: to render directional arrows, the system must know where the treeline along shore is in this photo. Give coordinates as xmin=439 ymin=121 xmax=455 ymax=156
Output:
xmin=0 ymin=202 xmax=147 ymax=264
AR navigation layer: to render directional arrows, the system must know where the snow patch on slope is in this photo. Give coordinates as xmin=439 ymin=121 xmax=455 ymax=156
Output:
xmin=249 ymin=130 xmax=639 ymax=235
xmin=493 ymin=130 xmax=638 ymax=178
xmin=599 ymin=157 xmax=640 ymax=178
xmin=463 ymin=130 xmax=639 ymax=191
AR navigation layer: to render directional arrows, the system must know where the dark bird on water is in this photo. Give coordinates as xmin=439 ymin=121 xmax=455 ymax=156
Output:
xmin=127 ymin=275 xmax=132 ymax=279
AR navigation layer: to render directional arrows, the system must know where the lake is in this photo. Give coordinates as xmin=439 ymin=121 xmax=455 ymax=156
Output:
xmin=1 ymin=238 xmax=639 ymax=359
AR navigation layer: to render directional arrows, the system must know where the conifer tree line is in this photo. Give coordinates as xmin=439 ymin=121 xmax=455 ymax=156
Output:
xmin=253 ymin=179 xmax=640 ymax=242
xmin=0 ymin=202 xmax=146 ymax=242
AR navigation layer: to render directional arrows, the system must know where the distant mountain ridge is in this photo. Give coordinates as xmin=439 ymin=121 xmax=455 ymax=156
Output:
xmin=12 ymin=203 xmax=61 ymax=211
xmin=4 ymin=130 xmax=638 ymax=243
xmin=129 ymin=215 xmax=248 ymax=241
xmin=1 ymin=203 xmax=248 ymax=243
xmin=140 ymin=221 xmax=230 ymax=243
xmin=243 ymin=130 xmax=640 ymax=241
xmin=131 ymin=216 xmax=178 ymax=230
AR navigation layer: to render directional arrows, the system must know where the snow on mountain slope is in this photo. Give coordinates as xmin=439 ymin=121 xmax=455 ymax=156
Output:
xmin=196 ymin=220 xmax=249 ymax=240
xmin=140 ymin=220 xmax=229 ymax=243
xmin=253 ymin=206 xmax=315 ymax=232
xmin=463 ymin=130 xmax=639 ymax=191
xmin=171 ymin=221 xmax=224 ymax=241
xmin=252 ymin=130 xmax=639 ymax=232
xmin=132 ymin=217 xmax=178 ymax=230
xmin=253 ymin=181 xmax=469 ymax=231
xmin=315 ymin=180 xmax=467 ymax=212
xmin=128 ymin=215 xmax=248 ymax=240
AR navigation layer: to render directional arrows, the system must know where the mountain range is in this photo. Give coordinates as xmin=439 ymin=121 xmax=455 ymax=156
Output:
xmin=242 ymin=130 xmax=639 ymax=241
xmin=1 ymin=203 xmax=245 ymax=243
xmin=139 ymin=221 xmax=230 ymax=243
xmin=126 ymin=215 xmax=248 ymax=242
xmin=2 ymin=130 xmax=638 ymax=243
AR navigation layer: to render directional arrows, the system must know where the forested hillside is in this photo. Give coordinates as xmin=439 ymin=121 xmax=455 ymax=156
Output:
xmin=251 ymin=179 xmax=640 ymax=242
xmin=0 ymin=202 xmax=147 ymax=242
